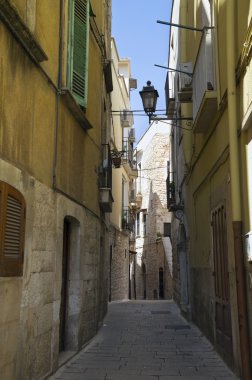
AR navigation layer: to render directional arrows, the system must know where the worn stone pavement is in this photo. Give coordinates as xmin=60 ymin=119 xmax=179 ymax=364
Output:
xmin=49 ymin=301 xmax=239 ymax=380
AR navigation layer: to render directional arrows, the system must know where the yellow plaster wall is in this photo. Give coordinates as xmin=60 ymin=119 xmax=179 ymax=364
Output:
xmin=0 ymin=24 xmax=55 ymax=187
xmin=0 ymin=0 xmax=109 ymax=214
xmin=36 ymin=0 xmax=60 ymax=85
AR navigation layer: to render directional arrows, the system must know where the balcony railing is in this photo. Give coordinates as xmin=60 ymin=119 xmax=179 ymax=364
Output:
xmin=192 ymin=29 xmax=217 ymax=133
xmin=99 ymin=144 xmax=112 ymax=188
xmin=122 ymin=207 xmax=135 ymax=231
xmin=99 ymin=144 xmax=113 ymax=212
xmin=122 ymin=139 xmax=138 ymax=178
xmin=166 ymin=178 xmax=176 ymax=209
xmin=166 ymin=163 xmax=176 ymax=211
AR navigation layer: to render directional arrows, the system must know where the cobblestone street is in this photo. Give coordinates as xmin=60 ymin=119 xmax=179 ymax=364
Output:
xmin=49 ymin=301 xmax=239 ymax=380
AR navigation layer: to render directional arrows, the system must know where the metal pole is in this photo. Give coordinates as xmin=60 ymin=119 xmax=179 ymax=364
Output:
xmin=157 ymin=20 xmax=204 ymax=32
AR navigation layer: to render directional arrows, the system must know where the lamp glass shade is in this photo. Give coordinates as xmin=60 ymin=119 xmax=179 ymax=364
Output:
xmin=139 ymin=81 xmax=159 ymax=114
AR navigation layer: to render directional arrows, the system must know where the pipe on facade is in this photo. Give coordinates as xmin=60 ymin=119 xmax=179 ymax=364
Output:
xmin=226 ymin=0 xmax=251 ymax=378
xmin=52 ymin=0 xmax=64 ymax=188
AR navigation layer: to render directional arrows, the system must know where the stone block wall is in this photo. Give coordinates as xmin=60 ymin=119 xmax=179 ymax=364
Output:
xmin=110 ymin=227 xmax=129 ymax=301
xmin=0 ymin=159 xmax=109 ymax=380
xmin=134 ymin=130 xmax=173 ymax=300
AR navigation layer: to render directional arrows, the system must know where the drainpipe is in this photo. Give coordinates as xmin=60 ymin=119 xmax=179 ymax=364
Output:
xmin=52 ymin=0 xmax=63 ymax=188
xmin=226 ymin=1 xmax=251 ymax=378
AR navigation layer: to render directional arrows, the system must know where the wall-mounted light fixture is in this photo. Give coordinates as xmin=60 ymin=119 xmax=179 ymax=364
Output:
xmin=139 ymin=80 xmax=193 ymax=124
xmin=139 ymin=81 xmax=159 ymax=123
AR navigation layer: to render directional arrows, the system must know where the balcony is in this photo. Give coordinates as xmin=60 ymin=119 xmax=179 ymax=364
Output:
xmin=178 ymin=62 xmax=193 ymax=103
xmin=166 ymin=178 xmax=176 ymax=211
xmin=135 ymin=192 xmax=142 ymax=209
xmin=120 ymin=110 xmax=133 ymax=128
xmin=122 ymin=207 xmax=135 ymax=231
xmin=122 ymin=139 xmax=138 ymax=178
xmin=99 ymin=144 xmax=113 ymax=213
xmin=193 ymin=29 xmax=217 ymax=133
xmin=129 ymin=227 xmax=136 ymax=242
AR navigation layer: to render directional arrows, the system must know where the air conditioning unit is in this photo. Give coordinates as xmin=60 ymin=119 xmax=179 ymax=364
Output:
xmin=129 ymin=128 xmax=135 ymax=143
xmin=178 ymin=62 xmax=193 ymax=102
xmin=120 ymin=109 xmax=133 ymax=128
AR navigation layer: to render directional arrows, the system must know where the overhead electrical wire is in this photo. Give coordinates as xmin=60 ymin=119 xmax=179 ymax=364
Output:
xmin=136 ymin=175 xmax=167 ymax=183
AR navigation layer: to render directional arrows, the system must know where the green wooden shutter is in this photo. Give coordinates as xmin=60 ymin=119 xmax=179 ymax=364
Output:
xmin=68 ymin=0 xmax=90 ymax=108
xmin=0 ymin=182 xmax=25 ymax=277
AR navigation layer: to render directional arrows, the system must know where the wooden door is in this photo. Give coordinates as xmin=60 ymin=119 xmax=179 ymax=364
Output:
xmin=211 ymin=204 xmax=233 ymax=364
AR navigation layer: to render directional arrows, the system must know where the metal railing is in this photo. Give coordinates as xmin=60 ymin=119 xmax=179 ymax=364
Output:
xmin=122 ymin=139 xmax=137 ymax=170
xmin=122 ymin=207 xmax=135 ymax=231
xmin=166 ymin=163 xmax=176 ymax=209
xmin=99 ymin=144 xmax=112 ymax=188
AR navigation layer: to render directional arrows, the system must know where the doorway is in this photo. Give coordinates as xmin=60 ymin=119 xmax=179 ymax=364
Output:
xmin=177 ymin=224 xmax=189 ymax=309
xmin=59 ymin=219 xmax=70 ymax=352
xmin=211 ymin=204 xmax=233 ymax=364
xmin=59 ymin=216 xmax=81 ymax=353
xmin=142 ymin=263 xmax=146 ymax=299
xmin=159 ymin=267 xmax=164 ymax=299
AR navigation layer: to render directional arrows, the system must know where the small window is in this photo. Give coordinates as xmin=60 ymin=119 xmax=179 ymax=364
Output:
xmin=136 ymin=213 xmax=140 ymax=236
xmin=68 ymin=0 xmax=90 ymax=108
xmin=164 ymin=222 xmax=171 ymax=237
xmin=0 ymin=182 xmax=26 ymax=276
xmin=142 ymin=212 xmax=147 ymax=236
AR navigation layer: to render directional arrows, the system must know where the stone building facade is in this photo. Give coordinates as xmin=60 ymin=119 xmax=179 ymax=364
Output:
xmin=0 ymin=1 xmax=112 ymax=379
xmin=133 ymin=122 xmax=173 ymax=300
xmin=109 ymin=39 xmax=137 ymax=301
xmin=166 ymin=0 xmax=252 ymax=378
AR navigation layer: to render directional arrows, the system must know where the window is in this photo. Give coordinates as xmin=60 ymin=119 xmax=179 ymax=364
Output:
xmin=136 ymin=212 xmax=140 ymax=236
xmin=142 ymin=212 xmax=147 ymax=236
xmin=164 ymin=223 xmax=171 ymax=237
xmin=0 ymin=182 xmax=26 ymax=276
xmin=68 ymin=0 xmax=90 ymax=108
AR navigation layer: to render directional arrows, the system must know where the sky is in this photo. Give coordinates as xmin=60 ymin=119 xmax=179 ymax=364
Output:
xmin=111 ymin=0 xmax=172 ymax=142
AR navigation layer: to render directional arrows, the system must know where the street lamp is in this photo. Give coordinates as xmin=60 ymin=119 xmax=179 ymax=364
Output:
xmin=140 ymin=80 xmax=193 ymax=124
xmin=139 ymin=81 xmax=159 ymax=123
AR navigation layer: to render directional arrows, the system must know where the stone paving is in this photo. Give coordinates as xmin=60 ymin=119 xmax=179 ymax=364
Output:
xmin=49 ymin=301 xmax=239 ymax=380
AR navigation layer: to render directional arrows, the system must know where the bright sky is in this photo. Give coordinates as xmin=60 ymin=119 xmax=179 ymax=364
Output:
xmin=112 ymin=0 xmax=172 ymax=142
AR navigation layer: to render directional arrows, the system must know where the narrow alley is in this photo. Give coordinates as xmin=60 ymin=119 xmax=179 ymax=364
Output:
xmin=49 ymin=301 xmax=238 ymax=380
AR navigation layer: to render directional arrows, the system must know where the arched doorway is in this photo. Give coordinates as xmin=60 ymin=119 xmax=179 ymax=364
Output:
xmin=59 ymin=216 xmax=80 ymax=353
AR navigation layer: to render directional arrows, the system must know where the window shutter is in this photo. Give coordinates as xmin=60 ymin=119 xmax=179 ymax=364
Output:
xmin=68 ymin=0 xmax=90 ymax=108
xmin=0 ymin=182 xmax=25 ymax=276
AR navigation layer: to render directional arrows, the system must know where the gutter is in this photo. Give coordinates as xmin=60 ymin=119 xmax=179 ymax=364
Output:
xmin=52 ymin=0 xmax=63 ymax=188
